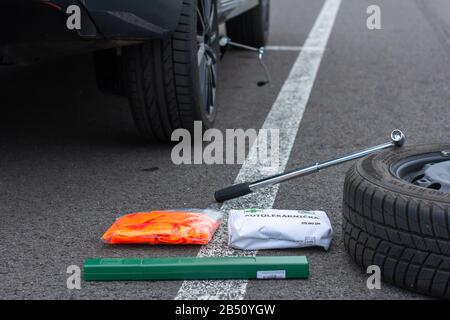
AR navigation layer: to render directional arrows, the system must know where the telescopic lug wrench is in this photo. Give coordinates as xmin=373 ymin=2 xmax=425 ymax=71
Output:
xmin=215 ymin=129 xmax=406 ymax=202
xmin=219 ymin=36 xmax=272 ymax=86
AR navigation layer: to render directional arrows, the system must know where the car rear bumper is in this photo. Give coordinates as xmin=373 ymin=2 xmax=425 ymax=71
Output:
xmin=80 ymin=0 xmax=183 ymax=40
xmin=0 ymin=0 xmax=183 ymax=64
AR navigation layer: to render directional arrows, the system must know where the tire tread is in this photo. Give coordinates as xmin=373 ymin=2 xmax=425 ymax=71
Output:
xmin=123 ymin=0 xmax=206 ymax=141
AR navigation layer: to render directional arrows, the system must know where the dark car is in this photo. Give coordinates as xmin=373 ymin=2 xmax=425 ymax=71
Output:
xmin=0 ymin=0 xmax=270 ymax=141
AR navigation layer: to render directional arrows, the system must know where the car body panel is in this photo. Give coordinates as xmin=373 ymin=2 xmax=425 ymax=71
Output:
xmin=75 ymin=0 xmax=184 ymax=40
xmin=219 ymin=0 xmax=259 ymax=20
xmin=77 ymin=0 xmax=259 ymax=39
xmin=0 ymin=0 xmax=259 ymax=64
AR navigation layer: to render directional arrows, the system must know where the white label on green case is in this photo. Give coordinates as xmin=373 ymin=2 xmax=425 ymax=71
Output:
xmin=256 ymin=270 xmax=286 ymax=279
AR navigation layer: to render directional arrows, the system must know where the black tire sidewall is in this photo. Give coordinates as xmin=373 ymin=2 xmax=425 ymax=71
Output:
xmin=225 ymin=0 xmax=270 ymax=47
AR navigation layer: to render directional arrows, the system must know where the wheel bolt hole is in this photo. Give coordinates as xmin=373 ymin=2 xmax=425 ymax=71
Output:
xmin=427 ymin=183 xmax=442 ymax=190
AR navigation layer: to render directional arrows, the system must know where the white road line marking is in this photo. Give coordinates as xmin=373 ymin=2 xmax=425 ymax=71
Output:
xmin=175 ymin=0 xmax=342 ymax=300
xmin=264 ymin=46 xmax=327 ymax=52
xmin=265 ymin=45 xmax=304 ymax=51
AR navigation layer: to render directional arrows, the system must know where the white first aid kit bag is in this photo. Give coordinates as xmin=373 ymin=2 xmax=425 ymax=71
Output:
xmin=228 ymin=209 xmax=333 ymax=250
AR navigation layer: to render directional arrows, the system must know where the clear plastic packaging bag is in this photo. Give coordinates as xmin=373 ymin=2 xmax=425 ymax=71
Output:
xmin=102 ymin=209 xmax=222 ymax=245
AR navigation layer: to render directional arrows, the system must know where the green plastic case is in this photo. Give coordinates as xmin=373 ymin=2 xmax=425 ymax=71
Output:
xmin=83 ymin=256 xmax=309 ymax=281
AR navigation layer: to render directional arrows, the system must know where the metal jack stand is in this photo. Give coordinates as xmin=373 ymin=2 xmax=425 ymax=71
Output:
xmin=219 ymin=36 xmax=272 ymax=86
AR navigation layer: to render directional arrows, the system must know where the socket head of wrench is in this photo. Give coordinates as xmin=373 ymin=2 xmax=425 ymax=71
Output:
xmin=390 ymin=129 xmax=406 ymax=147
xmin=219 ymin=36 xmax=230 ymax=47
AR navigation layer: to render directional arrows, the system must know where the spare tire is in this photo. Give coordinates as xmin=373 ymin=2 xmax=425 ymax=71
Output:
xmin=343 ymin=144 xmax=450 ymax=299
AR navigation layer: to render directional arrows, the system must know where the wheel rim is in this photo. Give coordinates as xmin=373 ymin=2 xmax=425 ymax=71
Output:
xmin=391 ymin=152 xmax=450 ymax=193
xmin=197 ymin=0 xmax=217 ymax=119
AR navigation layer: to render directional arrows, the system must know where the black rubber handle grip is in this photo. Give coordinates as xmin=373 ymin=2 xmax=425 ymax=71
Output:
xmin=214 ymin=183 xmax=252 ymax=202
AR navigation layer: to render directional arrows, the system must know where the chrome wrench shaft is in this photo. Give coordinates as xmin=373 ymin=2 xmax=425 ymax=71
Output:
xmin=215 ymin=130 xmax=406 ymax=202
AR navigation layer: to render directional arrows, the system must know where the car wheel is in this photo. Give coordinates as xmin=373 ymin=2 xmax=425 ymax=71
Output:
xmin=343 ymin=144 xmax=450 ymax=299
xmin=123 ymin=0 xmax=219 ymax=141
xmin=226 ymin=0 xmax=270 ymax=47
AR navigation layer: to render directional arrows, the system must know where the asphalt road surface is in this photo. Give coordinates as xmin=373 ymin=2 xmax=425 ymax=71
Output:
xmin=1 ymin=0 xmax=450 ymax=300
